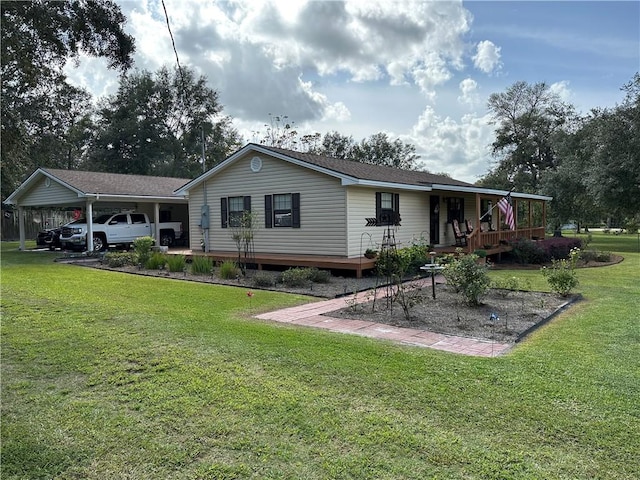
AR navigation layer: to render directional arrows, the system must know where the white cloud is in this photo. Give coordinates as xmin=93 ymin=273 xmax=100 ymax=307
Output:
xmin=457 ymin=78 xmax=480 ymax=107
xmin=549 ymin=80 xmax=573 ymax=103
xmin=473 ymin=40 xmax=502 ymax=74
xmin=409 ymin=106 xmax=496 ymax=182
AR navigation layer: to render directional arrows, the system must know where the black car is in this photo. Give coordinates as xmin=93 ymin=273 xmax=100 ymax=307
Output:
xmin=36 ymin=227 xmax=62 ymax=250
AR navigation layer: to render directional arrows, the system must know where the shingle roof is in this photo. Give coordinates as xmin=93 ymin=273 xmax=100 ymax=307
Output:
xmin=43 ymin=169 xmax=190 ymax=197
xmin=256 ymin=144 xmax=474 ymax=188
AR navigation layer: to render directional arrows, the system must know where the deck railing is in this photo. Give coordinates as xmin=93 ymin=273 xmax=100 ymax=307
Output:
xmin=466 ymin=226 xmax=546 ymax=253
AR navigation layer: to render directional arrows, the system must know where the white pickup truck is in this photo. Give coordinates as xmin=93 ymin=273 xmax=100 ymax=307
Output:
xmin=60 ymin=212 xmax=183 ymax=251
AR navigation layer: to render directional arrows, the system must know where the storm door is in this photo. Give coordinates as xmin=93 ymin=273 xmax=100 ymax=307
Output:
xmin=430 ymin=195 xmax=440 ymax=245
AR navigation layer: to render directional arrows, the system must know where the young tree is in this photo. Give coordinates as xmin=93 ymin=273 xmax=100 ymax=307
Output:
xmin=1 ymin=0 xmax=135 ymax=199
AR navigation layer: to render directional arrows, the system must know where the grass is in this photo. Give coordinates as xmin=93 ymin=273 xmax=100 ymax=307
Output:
xmin=2 ymin=233 xmax=639 ymax=479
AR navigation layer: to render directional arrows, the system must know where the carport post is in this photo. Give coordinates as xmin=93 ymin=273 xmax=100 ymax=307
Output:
xmin=18 ymin=206 xmax=26 ymax=250
xmin=154 ymin=202 xmax=161 ymax=246
xmin=86 ymin=200 xmax=94 ymax=252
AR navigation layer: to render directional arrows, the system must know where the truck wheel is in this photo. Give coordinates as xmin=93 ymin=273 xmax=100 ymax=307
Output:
xmin=92 ymin=234 xmax=107 ymax=252
xmin=160 ymin=232 xmax=174 ymax=247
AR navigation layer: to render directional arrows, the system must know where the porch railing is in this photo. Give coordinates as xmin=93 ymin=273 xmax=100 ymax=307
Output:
xmin=466 ymin=226 xmax=546 ymax=253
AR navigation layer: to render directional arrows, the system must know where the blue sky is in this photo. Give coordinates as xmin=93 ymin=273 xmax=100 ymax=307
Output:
xmin=65 ymin=1 xmax=639 ymax=182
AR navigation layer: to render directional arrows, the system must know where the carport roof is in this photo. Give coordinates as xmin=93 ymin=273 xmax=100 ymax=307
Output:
xmin=4 ymin=168 xmax=191 ymax=205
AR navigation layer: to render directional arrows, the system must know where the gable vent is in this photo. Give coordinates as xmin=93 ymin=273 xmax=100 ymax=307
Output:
xmin=250 ymin=156 xmax=263 ymax=172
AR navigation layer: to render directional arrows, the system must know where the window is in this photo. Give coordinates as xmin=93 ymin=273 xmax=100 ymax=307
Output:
xmin=446 ymin=197 xmax=464 ymax=224
xmin=375 ymin=192 xmax=401 ymax=226
xmin=221 ymin=196 xmax=251 ymax=228
xmin=111 ymin=214 xmax=128 ymax=225
xmin=130 ymin=214 xmax=146 ymax=224
xmin=264 ymin=193 xmax=300 ymax=228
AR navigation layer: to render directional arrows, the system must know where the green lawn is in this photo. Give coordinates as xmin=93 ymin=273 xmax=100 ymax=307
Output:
xmin=2 ymin=233 xmax=639 ymax=479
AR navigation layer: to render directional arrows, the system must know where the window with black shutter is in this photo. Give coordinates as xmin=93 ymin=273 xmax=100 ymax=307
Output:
xmin=375 ymin=192 xmax=401 ymax=226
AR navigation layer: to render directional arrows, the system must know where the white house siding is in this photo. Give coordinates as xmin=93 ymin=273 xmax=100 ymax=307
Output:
xmin=194 ymin=153 xmax=348 ymax=256
xmin=17 ymin=177 xmax=79 ymax=206
xmin=346 ymin=186 xmax=429 ymax=257
xmin=187 ymin=184 xmax=206 ymax=250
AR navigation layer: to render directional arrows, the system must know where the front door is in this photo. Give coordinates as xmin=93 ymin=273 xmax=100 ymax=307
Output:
xmin=430 ymin=195 xmax=440 ymax=245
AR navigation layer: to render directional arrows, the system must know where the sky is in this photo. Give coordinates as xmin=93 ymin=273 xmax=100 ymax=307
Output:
xmin=65 ymin=0 xmax=640 ymax=183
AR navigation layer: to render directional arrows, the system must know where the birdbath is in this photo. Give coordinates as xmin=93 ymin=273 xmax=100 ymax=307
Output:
xmin=420 ymin=251 xmax=444 ymax=299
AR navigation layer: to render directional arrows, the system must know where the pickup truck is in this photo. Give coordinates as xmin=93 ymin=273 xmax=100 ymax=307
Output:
xmin=60 ymin=212 xmax=183 ymax=251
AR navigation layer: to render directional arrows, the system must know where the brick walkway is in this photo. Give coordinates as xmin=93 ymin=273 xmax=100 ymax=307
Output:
xmin=255 ymin=277 xmax=512 ymax=357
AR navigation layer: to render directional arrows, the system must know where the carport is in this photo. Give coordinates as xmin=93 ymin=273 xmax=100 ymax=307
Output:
xmin=3 ymin=168 xmax=190 ymax=252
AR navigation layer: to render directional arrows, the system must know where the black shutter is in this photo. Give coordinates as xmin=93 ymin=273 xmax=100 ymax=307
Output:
xmin=375 ymin=192 xmax=382 ymax=224
xmin=221 ymin=197 xmax=228 ymax=228
xmin=264 ymin=195 xmax=273 ymax=228
xmin=292 ymin=193 xmax=300 ymax=228
xmin=244 ymin=196 xmax=252 ymax=227
xmin=394 ymin=193 xmax=401 ymax=225
xmin=459 ymin=198 xmax=465 ymax=223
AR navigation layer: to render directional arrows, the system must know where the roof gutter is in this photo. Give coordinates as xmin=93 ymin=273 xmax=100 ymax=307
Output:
xmin=431 ymin=184 xmax=553 ymax=201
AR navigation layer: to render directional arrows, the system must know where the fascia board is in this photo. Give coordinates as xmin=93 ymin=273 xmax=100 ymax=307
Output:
xmin=85 ymin=194 xmax=188 ymax=203
xmin=431 ymin=184 xmax=553 ymax=201
xmin=341 ymin=178 xmax=432 ymax=191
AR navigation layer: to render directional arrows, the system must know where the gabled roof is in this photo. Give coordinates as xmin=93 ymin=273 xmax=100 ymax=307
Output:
xmin=176 ymin=143 xmax=474 ymax=194
xmin=4 ymin=168 xmax=191 ymax=205
xmin=176 ymin=143 xmax=552 ymax=201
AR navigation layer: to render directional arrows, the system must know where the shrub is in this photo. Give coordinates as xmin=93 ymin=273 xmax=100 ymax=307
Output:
xmin=307 ymin=267 xmax=331 ymax=284
xmin=166 ymin=254 xmax=186 ymax=273
xmin=190 ymin=255 xmax=213 ymax=275
xmin=541 ymin=247 xmax=580 ymax=296
xmin=541 ymin=237 xmax=582 ymax=262
xmin=596 ymin=251 xmax=612 ymax=262
xmin=103 ymin=252 xmax=136 ymax=268
xmin=280 ymin=267 xmax=312 ymax=287
xmin=509 ymin=238 xmax=545 ymax=264
xmin=145 ymin=252 xmax=166 ymax=270
xmin=251 ymin=271 xmax=274 ymax=287
xmin=133 ymin=236 xmax=155 ymax=266
xmin=218 ymin=259 xmax=240 ymax=279
xmin=442 ymin=253 xmax=490 ymax=306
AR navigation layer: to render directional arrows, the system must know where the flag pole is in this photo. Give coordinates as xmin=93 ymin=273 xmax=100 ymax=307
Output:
xmin=479 ymin=188 xmax=515 ymax=222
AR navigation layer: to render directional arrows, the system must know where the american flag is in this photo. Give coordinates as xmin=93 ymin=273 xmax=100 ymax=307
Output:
xmin=497 ymin=193 xmax=515 ymax=230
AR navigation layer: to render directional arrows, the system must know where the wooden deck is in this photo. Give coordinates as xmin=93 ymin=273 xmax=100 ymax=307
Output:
xmin=168 ymin=249 xmax=378 ymax=278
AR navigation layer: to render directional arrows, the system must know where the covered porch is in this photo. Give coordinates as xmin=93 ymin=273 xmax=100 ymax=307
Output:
xmin=436 ymin=188 xmax=550 ymax=254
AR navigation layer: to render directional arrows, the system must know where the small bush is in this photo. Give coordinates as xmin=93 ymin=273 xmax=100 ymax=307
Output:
xmin=145 ymin=252 xmax=166 ymax=270
xmin=218 ymin=260 xmax=240 ymax=279
xmin=280 ymin=267 xmax=312 ymax=287
xmin=541 ymin=248 xmax=580 ymax=296
xmin=103 ymin=252 xmax=136 ymax=268
xmin=251 ymin=271 xmax=275 ymax=287
xmin=596 ymin=251 xmax=612 ymax=262
xmin=442 ymin=253 xmax=490 ymax=306
xmin=166 ymin=254 xmax=186 ymax=273
xmin=190 ymin=255 xmax=213 ymax=275
xmin=133 ymin=236 xmax=155 ymax=266
xmin=509 ymin=238 xmax=546 ymax=264
xmin=307 ymin=267 xmax=332 ymax=284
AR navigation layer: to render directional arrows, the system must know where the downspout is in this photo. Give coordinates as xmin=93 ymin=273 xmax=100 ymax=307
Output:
xmin=201 ymin=126 xmax=209 ymax=253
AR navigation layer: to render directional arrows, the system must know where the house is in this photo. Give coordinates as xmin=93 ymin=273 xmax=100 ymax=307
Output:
xmin=3 ymin=168 xmax=190 ymax=251
xmin=175 ymin=143 xmax=552 ymax=277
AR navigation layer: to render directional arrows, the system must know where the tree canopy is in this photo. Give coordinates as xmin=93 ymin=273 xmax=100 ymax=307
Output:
xmin=86 ymin=65 xmax=242 ymax=178
xmin=1 ymin=0 xmax=135 ymax=200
